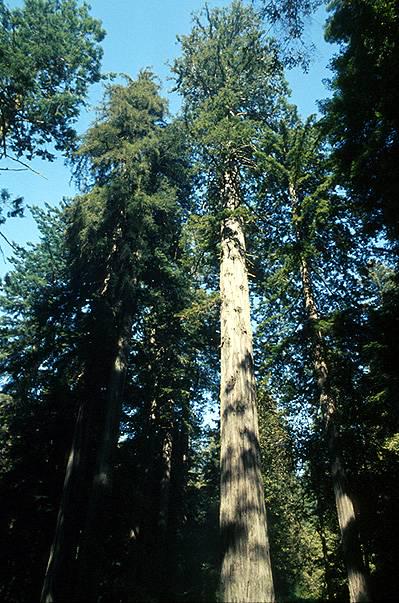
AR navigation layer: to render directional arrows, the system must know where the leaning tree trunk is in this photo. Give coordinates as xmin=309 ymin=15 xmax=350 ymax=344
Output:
xmin=40 ymin=332 xmax=108 ymax=603
xmin=75 ymin=317 xmax=131 ymax=602
xmin=41 ymin=297 xmax=131 ymax=603
xmin=219 ymin=167 xmax=275 ymax=603
xmin=40 ymin=392 xmax=94 ymax=603
xmin=290 ymin=183 xmax=371 ymax=602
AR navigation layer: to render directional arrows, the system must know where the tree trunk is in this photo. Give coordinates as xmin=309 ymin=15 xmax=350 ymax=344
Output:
xmin=219 ymin=167 xmax=275 ymax=603
xmin=40 ymin=397 xmax=92 ymax=603
xmin=290 ymin=183 xmax=371 ymax=602
xmin=157 ymin=426 xmax=174 ymax=601
xmin=75 ymin=319 xmax=130 ymax=601
xmin=158 ymin=429 xmax=173 ymax=537
xmin=312 ymin=465 xmax=335 ymax=601
xmin=137 ymin=390 xmax=177 ymax=601
xmin=41 ymin=310 xmax=130 ymax=603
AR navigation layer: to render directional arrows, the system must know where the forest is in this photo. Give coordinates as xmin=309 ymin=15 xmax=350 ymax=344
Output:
xmin=0 ymin=1 xmax=398 ymax=602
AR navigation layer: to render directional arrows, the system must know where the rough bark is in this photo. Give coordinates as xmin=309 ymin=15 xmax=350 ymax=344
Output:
xmin=290 ymin=183 xmax=371 ymax=602
xmin=219 ymin=167 xmax=275 ymax=603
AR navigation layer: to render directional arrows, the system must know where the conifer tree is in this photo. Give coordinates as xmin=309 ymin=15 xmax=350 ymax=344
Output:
xmin=123 ymin=255 xmax=208 ymax=601
xmin=322 ymin=5 xmax=399 ymax=596
xmin=0 ymin=0 xmax=104 ymax=248
xmin=0 ymin=204 xmax=81 ymax=602
xmin=254 ymin=111 xmax=372 ymax=601
xmin=173 ymin=3 xmax=289 ymax=600
xmin=323 ymin=0 xmax=399 ymax=242
xmin=41 ymin=72 xmax=191 ymax=602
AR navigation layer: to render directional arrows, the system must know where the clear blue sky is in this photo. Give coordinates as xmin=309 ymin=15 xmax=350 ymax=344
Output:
xmin=1 ymin=0 xmax=335 ymax=275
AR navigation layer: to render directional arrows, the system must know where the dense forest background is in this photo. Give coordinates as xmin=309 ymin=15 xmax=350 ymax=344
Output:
xmin=0 ymin=1 xmax=398 ymax=602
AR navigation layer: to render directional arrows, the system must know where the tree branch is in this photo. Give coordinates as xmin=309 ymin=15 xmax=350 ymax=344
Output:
xmin=0 ymin=167 xmax=29 ymax=172
xmin=5 ymin=154 xmax=48 ymax=179
xmin=0 ymin=230 xmax=21 ymax=253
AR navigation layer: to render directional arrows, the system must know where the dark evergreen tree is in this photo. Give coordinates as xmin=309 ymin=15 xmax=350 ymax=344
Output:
xmin=41 ymin=72 xmax=194 ymax=602
xmin=0 ymin=204 xmax=81 ymax=602
xmin=1 ymin=3 xmax=398 ymax=601
xmin=322 ymin=4 xmax=399 ymax=598
xmin=253 ymin=110 xmax=377 ymax=601
xmin=323 ymin=0 xmax=399 ymax=242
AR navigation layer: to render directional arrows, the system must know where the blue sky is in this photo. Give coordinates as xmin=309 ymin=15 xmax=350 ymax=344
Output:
xmin=1 ymin=0 xmax=336 ymax=275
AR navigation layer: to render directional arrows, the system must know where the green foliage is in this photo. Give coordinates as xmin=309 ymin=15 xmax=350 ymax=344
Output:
xmin=323 ymin=0 xmax=399 ymax=240
xmin=0 ymin=189 xmax=24 ymax=256
xmin=320 ymin=5 xmax=399 ymax=596
xmin=75 ymin=71 xmax=165 ymax=185
xmin=258 ymin=386 xmax=331 ymax=601
xmin=255 ymin=0 xmax=323 ymax=67
xmin=252 ymin=108 xmax=387 ymax=600
xmin=256 ymin=0 xmax=322 ymax=39
xmin=173 ymin=0 xmax=288 ymax=183
xmin=0 ymin=0 xmax=104 ymax=162
xmin=179 ymin=423 xmax=220 ymax=602
xmin=0 ymin=204 xmax=80 ymax=602
xmin=67 ymin=72 xmax=187 ymax=322
xmin=0 ymin=189 xmax=23 ymax=225
xmin=0 ymin=2 xmax=398 ymax=601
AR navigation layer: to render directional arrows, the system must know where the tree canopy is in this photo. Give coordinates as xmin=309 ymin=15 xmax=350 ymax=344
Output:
xmin=0 ymin=0 xmax=104 ymax=163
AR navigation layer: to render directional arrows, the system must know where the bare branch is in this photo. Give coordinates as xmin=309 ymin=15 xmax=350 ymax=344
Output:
xmin=0 ymin=230 xmax=21 ymax=253
xmin=6 ymin=154 xmax=48 ymax=179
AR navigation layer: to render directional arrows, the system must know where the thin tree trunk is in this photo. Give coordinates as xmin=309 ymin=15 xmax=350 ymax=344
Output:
xmin=75 ymin=319 xmax=130 ymax=601
xmin=42 ymin=309 xmax=130 ymax=603
xmin=290 ymin=183 xmax=371 ymax=603
xmin=219 ymin=167 xmax=275 ymax=603
xmin=157 ymin=426 xmax=174 ymax=601
xmin=312 ymin=465 xmax=335 ymax=601
xmin=141 ymin=395 xmax=176 ymax=601
xmin=158 ymin=428 xmax=173 ymax=541
xmin=40 ymin=384 xmax=95 ymax=603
